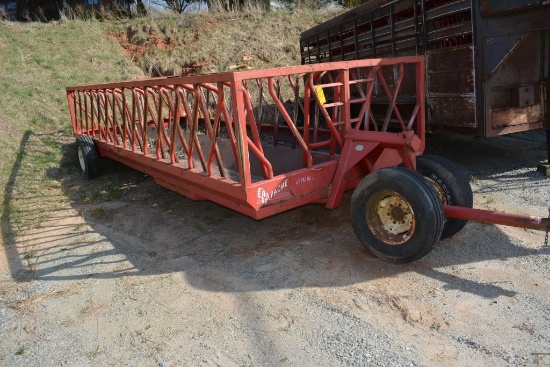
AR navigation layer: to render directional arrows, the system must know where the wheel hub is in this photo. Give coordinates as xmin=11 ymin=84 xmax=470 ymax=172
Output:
xmin=426 ymin=177 xmax=447 ymax=204
xmin=367 ymin=191 xmax=415 ymax=245
xmin=77 ymin=146 xmax=86 ymax=171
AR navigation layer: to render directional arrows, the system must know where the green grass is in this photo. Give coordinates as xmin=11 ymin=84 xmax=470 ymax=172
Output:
xmin=90 ymin=208 xmax=107 ymax=219
xmin=0 ymin=20 xmax=143 ymax=242
xmin=0 ymin=9 xmax=338 ymax=246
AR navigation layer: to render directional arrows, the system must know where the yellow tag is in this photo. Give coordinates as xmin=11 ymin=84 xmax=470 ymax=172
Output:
xmin=315 ymin=86 xmax=326 ymax=105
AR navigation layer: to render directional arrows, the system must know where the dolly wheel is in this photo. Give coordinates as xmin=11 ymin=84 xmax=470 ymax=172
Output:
xmin=416 ymin=155 xmax=473 ymax=239
xmin=76 ymin=135 xmax=100 ymax=179
xmin=350 ymin=167 xmax=444 ymax=263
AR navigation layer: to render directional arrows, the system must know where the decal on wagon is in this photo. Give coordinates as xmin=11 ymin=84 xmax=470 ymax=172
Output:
xmin=257 ymin=180 xmax=289 ymax=205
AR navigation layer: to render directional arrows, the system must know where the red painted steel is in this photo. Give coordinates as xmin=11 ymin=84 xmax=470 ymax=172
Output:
xmin=67 ymin=56 xmax=426 ymax=219
xmin=66 ymin=56 xmax=548 ymax=235
xmin=444 ymin=205 xmax=550 ymax=232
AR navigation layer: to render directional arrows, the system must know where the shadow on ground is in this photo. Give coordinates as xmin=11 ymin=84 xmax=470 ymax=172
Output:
xmin=2 ymin=130 xmax=549 ymax=300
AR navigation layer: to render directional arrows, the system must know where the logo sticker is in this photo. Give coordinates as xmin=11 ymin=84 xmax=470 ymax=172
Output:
xmin=257 ymin=180 xmax=289 ymax=205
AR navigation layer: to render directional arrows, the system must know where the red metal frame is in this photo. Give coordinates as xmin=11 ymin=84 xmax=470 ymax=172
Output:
xmin=66 ymin=56 xmax=549 ymax=234
xmin=67 ymin=57 xmax=426 ymax=219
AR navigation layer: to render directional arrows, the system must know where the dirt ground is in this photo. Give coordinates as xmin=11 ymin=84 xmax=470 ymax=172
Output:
xmin=1 ymin=130 xmax=549 ymax=366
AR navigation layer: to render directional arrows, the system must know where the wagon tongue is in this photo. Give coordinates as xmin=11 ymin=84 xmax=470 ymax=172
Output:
xmin=443 ymin=205 xmax=550 ymax=246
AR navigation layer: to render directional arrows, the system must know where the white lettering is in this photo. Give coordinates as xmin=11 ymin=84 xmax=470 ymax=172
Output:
xmin=295 ymin=176 xmax=315 ymax=185
xmin=257 ymin=180 xmax=288 ymax=205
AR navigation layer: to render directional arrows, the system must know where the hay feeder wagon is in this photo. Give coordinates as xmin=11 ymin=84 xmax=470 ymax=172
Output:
xmin=66 ymin=56 xmax=549 ymax=262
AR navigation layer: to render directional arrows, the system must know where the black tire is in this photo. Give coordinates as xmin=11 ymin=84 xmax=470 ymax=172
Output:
xmin=416 ymin=155 xmax=473 ymax=239
xmin=350 ymin=167 xmax=444 ymax=263
xmin=76 ymin=135 xmax=100 ymax=179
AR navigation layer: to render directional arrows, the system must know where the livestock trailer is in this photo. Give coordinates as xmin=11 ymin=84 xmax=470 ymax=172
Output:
xmin=67 ymin=57 xmax=549 ymax=263
xmin=299 ymin=0 xmax=550 ymax=142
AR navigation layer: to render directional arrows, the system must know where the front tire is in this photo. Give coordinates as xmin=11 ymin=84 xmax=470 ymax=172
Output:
xmin=350 ymin=167 xmax=444 ymax=263
xmin=76 ymin=135 xmax=100 ymax=179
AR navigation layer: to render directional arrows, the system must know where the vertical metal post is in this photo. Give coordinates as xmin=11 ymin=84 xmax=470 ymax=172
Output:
xmin=303 ymin=75 xmax=311 ymax=167
xmin=104 ymin=90 xmax=110 ymax=143
xmin=390 ymin=3 xmax=395 ymax=57
xmin=90 ymin=91 xmax=96 ymax=138
xmin=142 ymin=87 xmax=149 ymax=156
xmin=111 ymin=90 xmax=118 ymax=146
xmin=414 ymin=0 xmax=419 ymax=54
xmin=341 ymin=68 xmax=351 ymax=134
xmin=328 ymin=30 xmax=333 ymax=62
xmin=370 ymin=12 xmax=376 ymax=57
xmin=67 ymin=91 xmax=77 ymax=134
xmin=340 ymin=24 xmax=345 ymax=61
xmin=354 ymin=19 xmax=359 ymax=60
xmin=232 ymin=75 xmax=252 ymax=188
xmin=84 ymin=92 xmax=90 ymax=135
xmin=316 ymin=34 xmax=320 ymax=62
xmin=307 ymin=36 xmax=312 ymax=63
xmin=121 ymin=89 xmax=128 ymax=149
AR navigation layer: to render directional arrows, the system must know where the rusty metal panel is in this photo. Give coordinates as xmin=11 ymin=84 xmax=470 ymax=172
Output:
xmin=485 ymin=32 xmax=546 ymax=136
xmin=426 ymin=46 xmax=475 ymax=127
xmin=480 ymin=0 xmax=548 ymax=15
xmin=490 ymin=105 xmax=543 ymax=128
xmin=428 ymin=97 xmax=476 ymax=127
xmin=510 ymin=86 xmax=536 ymax=107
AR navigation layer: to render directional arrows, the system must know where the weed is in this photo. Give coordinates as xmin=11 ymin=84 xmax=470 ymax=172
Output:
xmin=15 ymin=347 xmax=25 ymax=356
xmin=90 ymin=208 xmax=106 ymax=219
xmin=23 ymin=251 xmax=35 ymax=259
xmin=9 ymin=205 xmax=23 ymax=225
xmin=91 ymin=190 xmax=104 ymax=201
xmin=108 ymin=186 xmax=123 ymax=200
xmin=470 ymin=176 xmax=479 ymax=184
xmin=430 ymin=322 xmax=441 ymax=331
xmin=486 ymin=196 xmax=496 ymax=204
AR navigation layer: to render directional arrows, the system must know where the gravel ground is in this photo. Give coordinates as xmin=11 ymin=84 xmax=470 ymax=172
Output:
xmin=1 ymin=129 xmax=549 ymax=366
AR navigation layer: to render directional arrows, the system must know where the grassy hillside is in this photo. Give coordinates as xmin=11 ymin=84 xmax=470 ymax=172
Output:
xmin=0 ymin=20 xmax=144 ymax=244
xmin=105 ymin=9 xmax=339 ymax=75
xmin=0 ymin=10 xmax=337 ymax=245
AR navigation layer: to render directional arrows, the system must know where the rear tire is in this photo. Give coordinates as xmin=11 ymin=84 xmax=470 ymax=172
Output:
xmin=416 ymin=155 xmax=473 ymax=239
xmin=350 ymin=167 xmax=444 ymax=263
xmin=76 ymin=135 xmax=100 ymax=179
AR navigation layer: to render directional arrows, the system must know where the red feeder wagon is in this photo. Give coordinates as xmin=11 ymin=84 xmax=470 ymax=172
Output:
xmin=66 ymin=56 xmax=549 ymax=262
